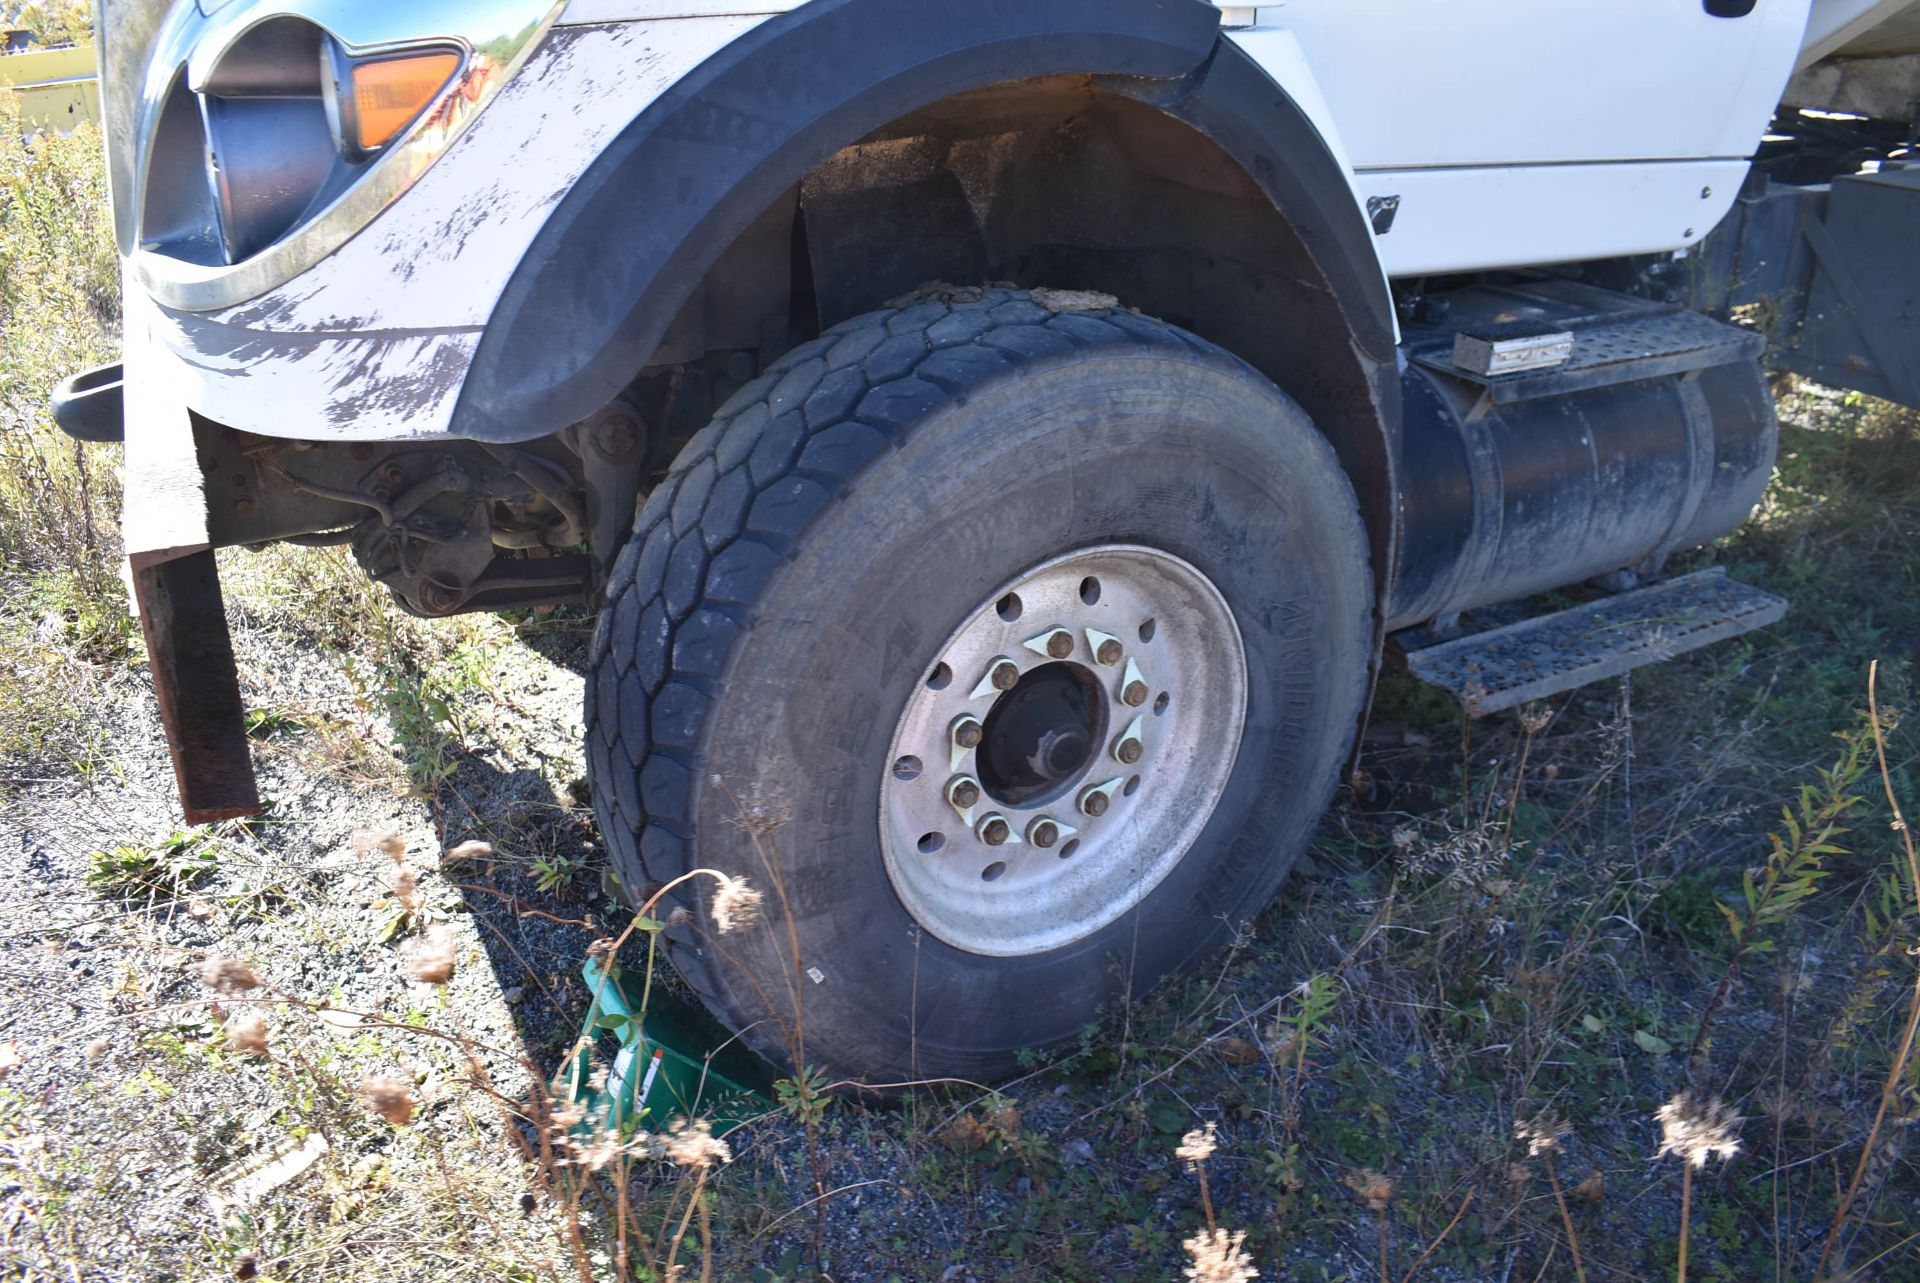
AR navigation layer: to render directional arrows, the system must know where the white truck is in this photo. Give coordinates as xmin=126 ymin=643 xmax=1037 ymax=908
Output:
xmin=57 ymin=0 xmax=1920 ymax=1083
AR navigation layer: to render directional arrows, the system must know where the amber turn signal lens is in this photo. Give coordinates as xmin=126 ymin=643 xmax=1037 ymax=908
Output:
xmin=350 ymin=51 xmax=461 ymax=152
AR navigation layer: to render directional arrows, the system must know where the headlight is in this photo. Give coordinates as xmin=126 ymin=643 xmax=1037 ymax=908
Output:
xmin=106 ymin=0 xmax=561 ymax=311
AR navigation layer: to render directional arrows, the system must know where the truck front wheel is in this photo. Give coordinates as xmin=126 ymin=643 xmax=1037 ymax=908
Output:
xmin=585 ymin=288 xmax=1371 ymax=1083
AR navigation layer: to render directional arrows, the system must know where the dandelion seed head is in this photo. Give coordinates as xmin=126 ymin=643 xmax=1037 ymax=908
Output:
xmin=1515 ymin=1110 xmax=1568 ymax=1158
xmin=1346 ymin=1167 xmax=1394 ymax=1210
xmin=198 ymin=956 xmax=261 ymax=995
xmin=403 ymin=924 xmax=457 ymax=984
xmin=444 ymin=840 xmax=493 ymax=865
xmin=1655 ymin=1093 xmax=1741 ymax=1168
xmin=359 ymin=1076 xmax=415 ymax=1126
xmin=225 ymin=1012 xmax=269 ymax=1058
xmin=1182 ymin=1227 xmax=1257 ymax=1283
xmin=353 ymin=830 xmax=407 ymax=863
xmin=710 ymin=876 xmax=763 ymax=934
xmin=1175 ymin=1121 xmax=1218 ymax=1166
xmin=724 ymin=786 xmax=791 ymax=839
xmin=664 ymin=1118 xmax=731 ymax=1171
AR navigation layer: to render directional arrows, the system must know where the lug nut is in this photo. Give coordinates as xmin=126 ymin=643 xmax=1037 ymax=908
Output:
xmin=1113 ymin=714 xmax=1146 ymax=765
xmin=951 ymin=715 xmax=983 ymax=749
xmin=1024 ymin=627 xmax=1075 ymax=660
xmin=1120 ymin=657 xmax=1150 ymax=707
xmin=1026 ymin=817 xmax=1060 ymax=848
xmin=947 ymin=776 xmax=982 ymax=811
xmin=1085 ymin=629 xmax=1123 ymax=666
xmin=1078 ymin=778 xmax=1122 ymax=817
xmin=977 ymin=813 xmax=1011 ymax=845
xmin=971 ymin=657 xmax=1021 ymax=699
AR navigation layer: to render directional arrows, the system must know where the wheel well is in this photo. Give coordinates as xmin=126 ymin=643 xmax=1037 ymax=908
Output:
xmin=643 ymin=75 xmax=1389 ymax=536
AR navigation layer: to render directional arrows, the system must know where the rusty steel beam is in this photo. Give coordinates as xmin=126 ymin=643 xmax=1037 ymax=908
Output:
xmin=130 ymin=550 xmax=262 ymax=824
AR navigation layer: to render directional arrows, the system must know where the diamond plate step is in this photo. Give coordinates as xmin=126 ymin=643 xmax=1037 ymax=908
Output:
xmin=1402 ymin=281 xmax=1765 ymax=404
xmin=1396 ymin=569 xmax=1787 ymax=716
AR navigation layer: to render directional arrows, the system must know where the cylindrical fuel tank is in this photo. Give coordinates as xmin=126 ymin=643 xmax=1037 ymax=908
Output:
xmin=1386 ymin=356 xmax=1777 ymax=631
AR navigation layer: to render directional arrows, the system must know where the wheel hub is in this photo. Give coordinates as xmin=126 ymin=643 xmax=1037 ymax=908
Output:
xmin=878 ymin=545 xmax=1248 ymax=956
xmin=976 ymin=661 xmax=1104 ymax=806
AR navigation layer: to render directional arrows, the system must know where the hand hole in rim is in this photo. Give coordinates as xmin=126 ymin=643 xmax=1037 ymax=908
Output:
xmin=1079 ymin=575 xmax=1101 ymax=605
xmin=927 ymin=662 xmax=952 ymax=690
xmin=981 ymin=861 xmax=1007 ymax=881
xmin=1138 ymin=617 xmax=1156 ymax=642
xmin=996 ymin=592 xmax=1023 ymax=622
xmin=1124 ymin=775 xmax=1141 ymax=796
xmin=892 ymin=755 xmax=922 ymax=781
xmin=1057 ymin=838 xmax=1080 ymax=860
xmin=918 ymin=832 xmax=945 ymax=854
xmin=1154 ymin=691 xmax=1170 ymax=715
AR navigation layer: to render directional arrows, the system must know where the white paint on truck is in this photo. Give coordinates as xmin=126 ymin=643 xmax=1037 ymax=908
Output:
xmin=127 ymin=0 xmax=1815 ymax=448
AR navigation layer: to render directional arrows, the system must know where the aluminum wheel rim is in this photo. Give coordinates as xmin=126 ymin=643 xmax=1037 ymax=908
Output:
xmin=878 ymin=544 xmax=1248 ymax=957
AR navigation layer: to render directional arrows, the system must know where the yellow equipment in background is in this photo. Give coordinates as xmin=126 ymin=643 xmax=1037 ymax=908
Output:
xmin=0 ymin=44 xmax=99 ymax=133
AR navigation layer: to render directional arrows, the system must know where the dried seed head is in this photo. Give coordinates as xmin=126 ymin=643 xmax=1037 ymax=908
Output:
xmin=443 ymin=840 xmax=493 ymax=865
xmin=988 ymin=1103 xmax=1021 ymax=1137
xmin=359 ymin=1076 xmax=415 ymax=1126
xmin=354 ymin=830 xmax=407 ymax=863
xmin=666 ymin=905 xmax=692 ymax=928
xmin=1391 ymin=825 xmax=1418 ymax=852
xmin=940 ymin=1115 xmax=989 ymax=1151
xmin=710 ymin=875 xmax=763 ymax=934
xmin=1175 ymin=1121 xmax=1218 ymax=1166
xmin=199 ymin=956 xmax=262 ymax=995
xmin=1655 ymin=1093 xmax=1742 ymax=1168
xmin=1214 ymin=1036 xmax=1261 ymax=1066
xmin=1260 ymin=1017 xmax=1297 ymax=1065
xmin=225 ymin=1012 xmax=270 ymax=1058
xmin=1181 ymin=1227 xmax=1257 ymax=1283
xmin=390 ymin=867 xmax=419 ymax=912
xmin=1517 ymin=703 xmax=1552 ymax=735
xmin=403 ymin=924 xmax=457 ymax=985
xmin=1572 ymin=1169 xmax=1605 ymax=1203
xmin=664 ymin=1118 xmax=731 ymax=1170
xmin=724 ymin=787 xmax=791 ymax=839
xmin=1515 ymin=1110 xmax=1569 ymax=1158
xmin=83 ymin=1037 xmax=110 ymax=1063
xmin=584 ymin=937 xmax=618 ymax=966
xmin=1346 ymin=1167 xmax=1394 ymax=1210
xmin=1543 ymin=762 xmax=1560 ymax=781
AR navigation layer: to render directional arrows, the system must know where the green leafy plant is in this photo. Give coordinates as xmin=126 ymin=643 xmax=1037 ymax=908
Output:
xmin=1687 ymin=722 xmax=1870 ymax=1066
xmin=774 ymin=1066 xmax=830 ymax=1127
xmin=85 ymin=830 xmax=220 ymax=899
xmin=532 ymin=851 xmax=584 ymax=895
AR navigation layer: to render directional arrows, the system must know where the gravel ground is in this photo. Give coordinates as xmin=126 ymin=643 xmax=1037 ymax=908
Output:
xmin=3 ymin=441 xmax=1918 ymax=1283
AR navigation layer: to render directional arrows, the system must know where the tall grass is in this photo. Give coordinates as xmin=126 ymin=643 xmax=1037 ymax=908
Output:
xmin=0 ymin=92 xmax=124 ymax=772
xmin=0 ymin=92 xmax=121 ymax=591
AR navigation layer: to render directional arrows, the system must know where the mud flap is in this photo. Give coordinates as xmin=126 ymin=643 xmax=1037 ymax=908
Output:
xmin=130 ymin=550 xmax=262 ymax=824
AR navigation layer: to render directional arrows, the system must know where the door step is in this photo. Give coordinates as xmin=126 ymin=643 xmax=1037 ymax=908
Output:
xmin=1402 ymin=279 xmax=1764 ymax=404
xmin=1394 ymin=569 xmax=1787 ymax=716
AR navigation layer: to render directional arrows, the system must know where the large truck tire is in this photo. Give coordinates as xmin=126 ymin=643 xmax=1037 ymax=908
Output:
xmin=584 ymin=287 xmax=1372 ymax=1084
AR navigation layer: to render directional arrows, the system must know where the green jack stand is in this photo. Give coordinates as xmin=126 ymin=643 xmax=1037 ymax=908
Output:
xmin=561 ymin=957 xmax=772 ymax=1138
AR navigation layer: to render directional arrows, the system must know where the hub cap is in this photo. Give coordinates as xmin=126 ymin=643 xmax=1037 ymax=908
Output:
xmin=879 ymin=545 xmax=1248 ymax=956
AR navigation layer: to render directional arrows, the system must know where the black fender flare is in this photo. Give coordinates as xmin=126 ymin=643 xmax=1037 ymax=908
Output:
xmin=454 ymin=0 xmax=1397 ymax=432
